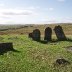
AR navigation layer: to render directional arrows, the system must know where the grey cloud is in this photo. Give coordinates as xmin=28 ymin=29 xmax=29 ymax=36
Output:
xmin=3 ymin=12 xmax=33 ymax=15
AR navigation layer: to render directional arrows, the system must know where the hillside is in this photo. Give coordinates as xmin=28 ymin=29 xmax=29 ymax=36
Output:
xmin=0 ymin=34 xmax=72 ymax=72
xmin=0 ymin=23 xmax=72 ymax=72
xmin=0 ymin=23 xmax=72 ymax=35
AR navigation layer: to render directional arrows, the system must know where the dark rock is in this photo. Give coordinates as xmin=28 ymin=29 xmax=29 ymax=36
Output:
xmin=56 ymin=58 xmax=70 ymax=65
xmin=0 ymin=42 xmax=14 ymax=55
xmin=54 ymin=25 xmax=67 ymax=41
xmin=32 ymin=29 xmax=41 ymax=41
xmin=44 ymin=27 xmax=52 ymax=41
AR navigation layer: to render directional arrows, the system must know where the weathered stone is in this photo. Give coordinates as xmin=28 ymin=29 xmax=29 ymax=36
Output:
xmin=44 ymin=27 xmax=52 ymax=41
xmin=0 ymin=42 xmax=13 ymax=54
xmin=32 ymin=29 xmax=41 ymax=41
xmin=54 ymin=25 xmax=66 ymax=40
xmin=28 ymin=33 xmax=33 ymax=38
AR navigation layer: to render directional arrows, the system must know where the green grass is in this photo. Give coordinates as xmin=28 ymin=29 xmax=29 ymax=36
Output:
xmin=0 ymin=35 xmax=72 ymax=72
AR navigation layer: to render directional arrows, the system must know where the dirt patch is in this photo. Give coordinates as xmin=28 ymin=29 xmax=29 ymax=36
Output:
xmin=65 ymin=46 xmax=72 ymax=52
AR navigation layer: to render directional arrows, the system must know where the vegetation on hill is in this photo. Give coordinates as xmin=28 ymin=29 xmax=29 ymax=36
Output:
xmin=0 ymin=23 xmax=72 ymax=72
xmin=0 ymin=23 xmax=72 ymax=35
xmin=0 ymin=35 xmax=72 ymax=72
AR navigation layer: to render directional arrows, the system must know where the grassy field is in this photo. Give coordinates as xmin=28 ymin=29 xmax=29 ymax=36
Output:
xmin=0 ymin=24 xmax=72 ymax=72
xmin=0 ymin=34 xmax=72 ymax=72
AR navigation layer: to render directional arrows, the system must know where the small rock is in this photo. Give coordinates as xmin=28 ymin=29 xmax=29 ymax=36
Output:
xmin=56 ymin=58 xmax=70 ymax=65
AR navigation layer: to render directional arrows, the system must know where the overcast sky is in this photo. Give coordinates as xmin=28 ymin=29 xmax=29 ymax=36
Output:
xmin=0 ymin=0 xmax=72 ymax=24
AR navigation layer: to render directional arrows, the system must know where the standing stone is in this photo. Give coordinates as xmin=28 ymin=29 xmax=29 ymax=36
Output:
xmin=32 ymin=29 xmax=41 ymax=41
xmin=54 ymin=25 xmax=66 ymax=40
xmin=44 ymin=27 xmax=52 ymax=41
xmin=0 ymin=42 xmax=13 ymax=54
xmin=28 ymin=33 xmax=33 ymax=38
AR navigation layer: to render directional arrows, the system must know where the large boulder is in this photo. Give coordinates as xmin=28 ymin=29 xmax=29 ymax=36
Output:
xmin=32 ymin=29 xmax=41 ymax=41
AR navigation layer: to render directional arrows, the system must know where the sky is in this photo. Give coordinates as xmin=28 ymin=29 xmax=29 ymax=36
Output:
xmin=0 ymin=0 xmax=72 ymax=24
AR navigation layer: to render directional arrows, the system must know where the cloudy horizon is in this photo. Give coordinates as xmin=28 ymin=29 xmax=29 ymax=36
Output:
xmin=0 ymin=0 xmax=72 ymax=24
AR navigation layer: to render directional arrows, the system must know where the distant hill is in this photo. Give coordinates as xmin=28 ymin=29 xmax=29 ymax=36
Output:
xmin=0 ymin=23 xmax=72 ymax=35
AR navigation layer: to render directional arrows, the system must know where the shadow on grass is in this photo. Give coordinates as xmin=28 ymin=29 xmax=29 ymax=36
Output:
xmin=38 ymin=40 xmax=48 ymax=44
xmin=50 ymin=38 xmax=72 ymax=43
xmin=32 ymin=37 xmax=72 ymax=44
xmin=0 ymin=48 xmax=20 ymax=55
xmin=52 ymin=38 xmax=72 ymax=43
xmin=66 ymin=38 xmax=72 ymax=42
xmin=32 ymin=39 xmax=52 ymax=44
